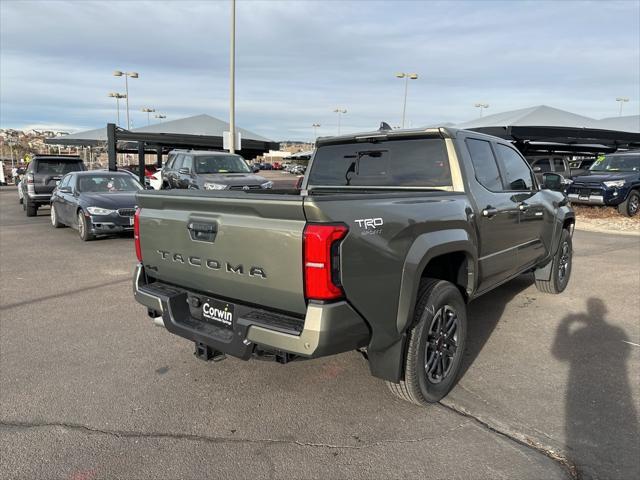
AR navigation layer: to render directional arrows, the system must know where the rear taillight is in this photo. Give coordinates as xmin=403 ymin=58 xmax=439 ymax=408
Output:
xmin=134 ymin=208 xmax=142 ymax=262
xmin=303 ymin=224 xmax=348 ymax=301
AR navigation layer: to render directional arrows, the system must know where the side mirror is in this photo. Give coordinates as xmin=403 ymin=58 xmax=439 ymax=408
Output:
xmin=178 ymin=167 xmax=190 ymax=175
xmin=542 ymin=172 xmax=565 ymax=191
xmin=252 ymin=165 xmax=260 ymax=173
xmin=533 ymin=166 xmax=542 ymax=173
xmin=59 ymin=186 xmax=72 ymax=194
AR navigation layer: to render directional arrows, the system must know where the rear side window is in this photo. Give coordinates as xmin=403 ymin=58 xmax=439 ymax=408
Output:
xmin=308 ymin=138 xmax=451 ymax=187
xmin=496 ymin=144 xmax=534 ymax=191
xmin=36 ymin=160 xmax=83 ymax=175
xmin=553 ymin=158 xmax=566 ymax=172
xmin=531 ymin=158 xmax=552 ymax=173
xmin=466 ymin=138 xmax=502 ymax=191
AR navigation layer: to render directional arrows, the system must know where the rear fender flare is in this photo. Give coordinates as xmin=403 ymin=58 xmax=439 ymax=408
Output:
xmin=396 ymin=230 xmax=477 ymax=335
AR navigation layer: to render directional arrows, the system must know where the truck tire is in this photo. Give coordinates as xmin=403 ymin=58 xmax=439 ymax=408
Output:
xmin=25 ymin=198 xmax=37 ymax=217
xmin=386 ymin=278 xmax=467 ymax=405
xmin=77 ymin=211 xmax=95 ymax=241
xmin=535 ymin=228 xmax=572 ymax=294
xmin=617 ymin=190 xmax=639 ymax=217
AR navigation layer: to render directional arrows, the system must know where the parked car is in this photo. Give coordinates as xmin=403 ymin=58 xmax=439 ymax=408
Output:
xmin=261 ymin=163 xmax=273 ymax=170
xmin=133 ymin=126 xmax=574 ymax=406
xmin=20 ymin=155 xmax=86 ymax=217
xmin=50 ymin=171 xmax=144 ymax=241
xmin=147 ymin=167 xmax=164 ymax=190
xmin=161 ymin=150 xmax=272 ymax=190
xmin=567 ymin=150 xmax=640 ymax=216
xmin=527 ymin=155 xmax=571 ymax=184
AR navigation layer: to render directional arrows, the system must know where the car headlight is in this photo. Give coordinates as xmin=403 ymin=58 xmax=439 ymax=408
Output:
xmin=86 ymin=206 xmax=116 ymax=215
xmin=603 ymin=180 xmax=625 ymax=188
xmin=203 ymin=183 xmax=228 ymax=190
xmin=261 ymin=181 xmax=273 ymax=189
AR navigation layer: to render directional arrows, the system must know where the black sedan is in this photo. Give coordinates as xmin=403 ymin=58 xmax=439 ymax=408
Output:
xmin=50 ymin=171 xmax=144 ymax=241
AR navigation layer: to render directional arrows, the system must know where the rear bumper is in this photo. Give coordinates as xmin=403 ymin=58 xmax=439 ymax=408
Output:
xmin=26 ymin=193 xmax=52 ymax=205
xmin=132 ymin=264 xmax=370 ymax=359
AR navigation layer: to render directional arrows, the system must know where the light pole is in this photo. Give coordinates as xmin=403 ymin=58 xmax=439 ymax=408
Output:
xmin=108 ymin=92 xmax=126 ymax=126
xmin=395 ymin=72 xmax=418 ymax=128
xmin=333 ymin=108 xmax=347 ymax=135
xmin=228 ymin=0 xmax=236 ymax=153
xmin=113 ymin=70 xmax=139 ymax=129
xmin=312 ymin=123 xmax=320 ymax=144
xmin=616 ymin=97 xmax=629 ymax=116
xmin=154 ymin=114 xmax=166 ymax=122
xmin=141 ymin=107 xmax=156 ymax=126
xmin=474 ymin=103 xmax=490 ymax=117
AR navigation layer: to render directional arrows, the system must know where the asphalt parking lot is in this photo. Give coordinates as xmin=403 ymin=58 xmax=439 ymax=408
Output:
xmin=0 ymin=186 xmax=638 ymax=480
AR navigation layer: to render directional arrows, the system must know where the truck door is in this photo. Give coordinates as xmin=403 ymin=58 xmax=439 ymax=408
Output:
xmin=464 ymin=138 xmax=522 ymax=291
xmin=494 ymin=143 xmax=550 ymax=269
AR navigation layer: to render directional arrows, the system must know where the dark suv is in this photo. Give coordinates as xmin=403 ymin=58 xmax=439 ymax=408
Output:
xmin=161 ymin=150 xmax=272 ymax=191
xmin=20 ymin=155 xmax=86 ymax=217
xmin=567 ymin=150 xmax=640 ymax=217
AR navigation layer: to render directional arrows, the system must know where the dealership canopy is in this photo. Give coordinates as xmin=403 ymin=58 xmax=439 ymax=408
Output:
xmin=45 ymin=114 xmax=278 ymax=156
xmin=456 ymin=105 xmax=640 ymax=154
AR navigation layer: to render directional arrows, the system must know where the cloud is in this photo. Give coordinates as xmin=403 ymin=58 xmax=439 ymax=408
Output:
xmin=1 ymin=0 xmax=638 ymax=140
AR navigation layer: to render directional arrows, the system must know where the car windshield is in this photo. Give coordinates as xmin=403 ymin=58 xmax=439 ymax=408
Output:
xmin=194 ymin=155 xmax=250 ymax=174
xmin=36 ymin=160 xmax=83 ymax=174
xmin=590 ymin=154 xmax=640 ymax=172
xmin=77 ymin=175 xmax=142 ymax=193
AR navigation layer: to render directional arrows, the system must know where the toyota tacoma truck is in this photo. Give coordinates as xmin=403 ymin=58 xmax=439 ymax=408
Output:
xmin=133 ymin=126 xmax=574 ymax=405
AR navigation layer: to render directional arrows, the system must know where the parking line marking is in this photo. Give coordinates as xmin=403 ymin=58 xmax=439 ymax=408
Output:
xmin=622 ymin=341 xmax=640 ymax=347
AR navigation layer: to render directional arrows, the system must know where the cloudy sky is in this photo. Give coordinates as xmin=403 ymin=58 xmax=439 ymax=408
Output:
xmin=1 ymin=0 xmax=639 ymax=140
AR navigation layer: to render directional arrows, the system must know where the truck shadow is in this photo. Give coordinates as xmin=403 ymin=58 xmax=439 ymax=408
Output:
xmin=460 ymin=274 xmax=533 ymax=379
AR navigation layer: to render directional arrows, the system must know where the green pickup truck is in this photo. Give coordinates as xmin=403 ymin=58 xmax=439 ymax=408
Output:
xmin=133 ymin=126 xmax=574 ymax=405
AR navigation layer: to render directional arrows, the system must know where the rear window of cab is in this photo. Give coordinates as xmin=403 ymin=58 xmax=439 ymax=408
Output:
xmin=308 ymin=138 xmax=451 ymax=188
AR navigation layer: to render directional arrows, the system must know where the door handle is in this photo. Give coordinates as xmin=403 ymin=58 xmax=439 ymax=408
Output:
xmin=482 ymin=206 xmax=499 ymax=218
xmin=518 ymin=202 xmax=530 ymax=211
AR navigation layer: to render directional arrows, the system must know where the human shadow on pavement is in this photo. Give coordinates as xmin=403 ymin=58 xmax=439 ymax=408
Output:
xmin=460 ymin=274 xmax=533 ymax=379
xmin=552 ymin=298 xmax=639 ymax=480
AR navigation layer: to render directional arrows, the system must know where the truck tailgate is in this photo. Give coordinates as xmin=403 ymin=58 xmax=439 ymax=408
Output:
xmin=136 ymin=191 xmax=307 ymax=315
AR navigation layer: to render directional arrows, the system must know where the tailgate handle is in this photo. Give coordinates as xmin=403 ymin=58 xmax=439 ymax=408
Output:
xmin=187 ymin=222 xmax=217 ymax=242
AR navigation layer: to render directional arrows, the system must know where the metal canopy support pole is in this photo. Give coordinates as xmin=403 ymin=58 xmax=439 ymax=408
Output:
xmin=228 ymin=0 xmax=236 ymax=154
xmin=107 ymin=123 xmax=117 ymax=171
xmin=138 ymin=142 xmax=146 ymax=185
xmin=156 ymin=146 xmax=163 ymax=168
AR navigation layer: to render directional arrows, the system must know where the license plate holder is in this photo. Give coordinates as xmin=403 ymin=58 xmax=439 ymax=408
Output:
xmin=201 ymin=298 xmax=235 ymax=329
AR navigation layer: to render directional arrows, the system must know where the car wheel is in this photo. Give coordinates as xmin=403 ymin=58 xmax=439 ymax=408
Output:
xmin=77 ymin=211 xmax=94 ymax=241
xmin=50 ymin=204 xmax=64 ymax=228
xmin=386 ymin=278 xmax=467 ymax=405
xmin=617 ymin=190 xmax=639 ymax=217
xmin=535 ymin=228 xmax=572 ymax=294
xmin=25 ymin=198 xmax=37 ymax=217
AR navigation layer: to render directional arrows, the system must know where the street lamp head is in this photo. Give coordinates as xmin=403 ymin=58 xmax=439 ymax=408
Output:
xmin=113 ymin=70 xmax=123 ymax=77
xmin=396 ymin=73 xmax=406 ymax=78
xmin=474 ymin=103 xmax=489 ymax=108
xmin=616 ymin=97 xmax=629 ymax=102
xmin=129 ymin=72 xmax=139 ymax=78
xmin=408 ymin=73 xmax=418 ymax=80
xmin=141 ymin=107 xmax=155 ymax=113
